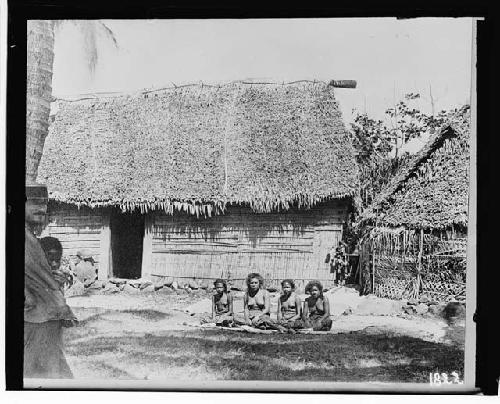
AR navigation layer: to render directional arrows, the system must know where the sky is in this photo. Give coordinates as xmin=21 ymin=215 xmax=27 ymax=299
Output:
xmin=51 ymin=18 xmax=473 ymax=123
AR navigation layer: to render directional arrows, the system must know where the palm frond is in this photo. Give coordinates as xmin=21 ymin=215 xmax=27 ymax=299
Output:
xmin=53 ymin=20 xmax=119 ymax=78
xmin=98 ymin=22 xmax=119 ymax=49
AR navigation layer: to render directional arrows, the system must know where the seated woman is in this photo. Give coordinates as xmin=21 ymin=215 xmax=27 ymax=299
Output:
xmin=201 ymin=279 xmax=234 ymax=327
xmin=277 ymin=279 xmax=303 ymax=333
xmin=303 ymin=280 xmax=332 ymax=331
xmin=73 ymin=250 xmax=97 ymax=287
xmin=235 ymin=273 xmax=283 ymax=331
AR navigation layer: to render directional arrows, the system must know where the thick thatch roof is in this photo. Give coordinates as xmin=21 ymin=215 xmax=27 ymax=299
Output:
xmin=38 ymin=81 xmax=358 ymax=215
xmin=359 ymin=108 xmax=470 ymax=230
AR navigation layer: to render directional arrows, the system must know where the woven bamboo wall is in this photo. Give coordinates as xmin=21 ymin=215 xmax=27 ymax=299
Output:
xmin=41 ymin=203 xmax=104 ymax=269
xmin=359 ymin=229 xmax=467 ymax=302
xmin=148 ymin=201 xmax=348 ymax=289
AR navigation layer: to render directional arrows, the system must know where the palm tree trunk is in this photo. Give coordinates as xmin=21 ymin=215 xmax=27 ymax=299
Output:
xmin=26 ymin=20 xmax=54 ymax=183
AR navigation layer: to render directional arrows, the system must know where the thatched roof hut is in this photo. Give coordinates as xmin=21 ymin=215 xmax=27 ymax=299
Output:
xmin=356 ymin=107 xmax=470 ymax=301
xmin=38 ymin=81 xmax=358 ymax=217
xmin=359 ymin=108 xmax=470 ymax=231
xmin=38 ymin=81 xmax=358 ymax=286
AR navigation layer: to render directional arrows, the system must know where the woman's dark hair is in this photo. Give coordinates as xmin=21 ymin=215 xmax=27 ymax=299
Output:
xmin=39 ymin=236 xmax=63 ymax=257
xmin=246 ymin=273 xmax=264 ymax=289
xmin=213 ymin=279 xmax=228 ymax=292
xmin=305 ymin=280 xmax=324 ymax=295
xmin=281 ymin=279 xmax=295 ymax=290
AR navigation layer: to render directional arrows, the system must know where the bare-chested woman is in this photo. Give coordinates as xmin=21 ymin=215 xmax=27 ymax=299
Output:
xmin=277 ymin=279 xmax=303 ymax=333
xmin=235 ymin=273 xmax=284 ymax=331
xmin=201 ymin=279 xmax=233 ymax=327
xmin=303 ymin=280 xmax=332 ymax=331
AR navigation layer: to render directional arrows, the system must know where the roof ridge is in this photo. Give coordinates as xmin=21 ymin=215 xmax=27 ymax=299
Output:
xmin=52 ymin=79 xmax=331 ymax=103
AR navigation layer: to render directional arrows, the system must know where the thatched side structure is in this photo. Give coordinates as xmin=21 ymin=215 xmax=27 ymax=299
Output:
xmin=360 ymin=125 xmax=469 ymax=231
xmin=38 ymin=81 xmax=357 ymax=216
xmin=356 ymin=108 xmax=470 ymax=302
xmin=38 ymin=81 xmax=358 ymax=286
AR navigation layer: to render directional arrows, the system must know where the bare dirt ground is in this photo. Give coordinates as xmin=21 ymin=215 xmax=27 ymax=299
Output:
xmin=63 ymin=287 xmax=465 ymax=382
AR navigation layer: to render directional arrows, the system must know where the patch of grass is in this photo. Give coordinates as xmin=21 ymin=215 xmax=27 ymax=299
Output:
xmin=66 ymin=329 xmax=464 ymax=382
xmin=75 ymin=312 xmax=113 ymax=326
xmin=68 ymin=357 xmax=136 ymax=379
xmin=68 ymin=308 xmax=170 ymax=331
xmin=67 ymin=338 xmax=122 ymax=356
xmin=120 ymin=309 xmax=171 ymax=321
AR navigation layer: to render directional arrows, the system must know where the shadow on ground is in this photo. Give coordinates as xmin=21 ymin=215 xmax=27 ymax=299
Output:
xmin=65 ymin=327 xmax=464 ymax=382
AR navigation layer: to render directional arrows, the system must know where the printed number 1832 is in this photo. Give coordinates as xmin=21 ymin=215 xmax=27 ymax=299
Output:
xmin=429 ymin=372 xmax=463 ymax=385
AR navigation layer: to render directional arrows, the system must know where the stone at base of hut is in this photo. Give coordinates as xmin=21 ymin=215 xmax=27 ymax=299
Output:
xmin=103 ymin=283 xmax=119 ymax=294
xmin=199 ymin=280 xmax=209 ymax=290
xmin=185 ymin=287 xmax=193 ymax=294
xmin=139 ymin=280 xmax=154 ymax=290
xmin=127 ymin=278 xmax=153 ymax=289
xmin=163 ymin=277 xmax=174 ymax=287
xmin=419 ymin=295 xmax=431 ymax=304
xmin=403 ymin=305 xmax=416 ymax=315
xmin=153 ymin=280 xmax=165 ymax=290
xmin=84 ymin=278 xmax=98 ymax=288
xmin=65 ymin=279 xmax=85 ymax=297
xmin=141 ymin=284 xmax=155 ymax=293
xmin=407 ymin=298 xmax=418 ymax=306
xmin=87 ymin=280 xmax=105 ymax=289
xmin=415 ymin=303 xmax=429 ymax=315
xmin=126 ymin=279 xmax=141 ymax=288
xmin=119 ymin=283 xmax=126 ymax=291
xmin=123 ymin=284 xmax=140 ymax=294
xmin=188 ymin=280 xmax=199 ymax=290
xmin=109 ymin=278 xmax=128 ymax=285
xmin=171 ymin=281 xmax=179 ymax=290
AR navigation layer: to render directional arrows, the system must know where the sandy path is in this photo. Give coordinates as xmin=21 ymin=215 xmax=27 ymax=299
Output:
xmin=66 ymin=288 xmax=462 ymax=346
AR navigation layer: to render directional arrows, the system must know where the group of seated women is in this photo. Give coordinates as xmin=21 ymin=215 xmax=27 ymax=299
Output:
xmin=201 ymin=272 xmax=332 ymax=333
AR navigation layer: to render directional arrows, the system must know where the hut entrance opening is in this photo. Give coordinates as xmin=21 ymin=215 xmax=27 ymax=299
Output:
xmin=110 ymin=210 xmax=145 ymax=279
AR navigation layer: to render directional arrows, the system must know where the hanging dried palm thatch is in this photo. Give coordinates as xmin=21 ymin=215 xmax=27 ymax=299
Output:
xmin=38 ymin=81 xmax=358 ymax=215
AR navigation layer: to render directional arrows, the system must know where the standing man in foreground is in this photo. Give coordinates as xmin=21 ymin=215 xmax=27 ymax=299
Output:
xmin=24 ymin=183 xmax=77 ymax=379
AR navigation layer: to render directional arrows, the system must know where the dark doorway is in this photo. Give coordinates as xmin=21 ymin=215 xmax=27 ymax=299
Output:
xmin=110 ymin=210 xmax=145 ymax=279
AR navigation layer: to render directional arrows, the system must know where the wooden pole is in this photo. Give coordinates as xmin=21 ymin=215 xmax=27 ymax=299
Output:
xmin=98 ymin=211 xmax=111 ymax=280
xmin=141 ymin=215 xmax=153 ymax=279
xmin=416 ymin=228 xmax=424 ymax=299
xmin=371 ymin=246 xmax=376 ymax=294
